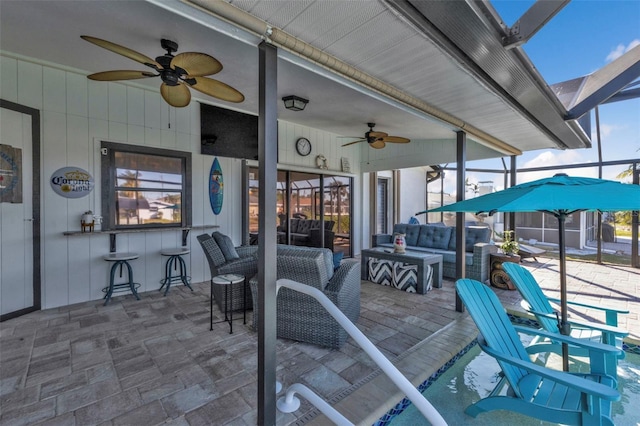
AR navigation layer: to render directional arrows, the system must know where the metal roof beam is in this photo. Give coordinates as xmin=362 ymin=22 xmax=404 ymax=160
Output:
xmin=602 ymin=86 xmax=640 ymax=104
xmin=502 ymin=0 xmax=570 ymax=49
xmin=565 ymin=45 xmax=640 ymax=119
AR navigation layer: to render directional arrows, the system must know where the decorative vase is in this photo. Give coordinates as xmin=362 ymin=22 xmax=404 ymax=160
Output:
xmin=394 ymin=233 xmax=406 ymax=253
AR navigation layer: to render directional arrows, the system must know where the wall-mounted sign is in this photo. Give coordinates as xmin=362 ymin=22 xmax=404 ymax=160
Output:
xmin=50 ymin=167 xmax=94 ymax=198
xmin=0 ymin=144 xmax=23 ymax=203
xmin=209 ymin=157 xmax=224 ymax=215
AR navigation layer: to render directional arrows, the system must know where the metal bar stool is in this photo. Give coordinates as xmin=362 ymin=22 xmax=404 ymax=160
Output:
xmin=159 ymin=247 xmax=192 ymax=296
xmin=102 ymin=252 xmax=141 ymax=306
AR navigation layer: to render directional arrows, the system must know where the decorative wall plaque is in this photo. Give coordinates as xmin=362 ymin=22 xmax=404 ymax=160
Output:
xmin=50 ymin=167 xmax=94 ymax=198
xmin=341 ymin=157 xmax=351 ymax=173
xmin=0 ymin=144 xmax=22 ymax=203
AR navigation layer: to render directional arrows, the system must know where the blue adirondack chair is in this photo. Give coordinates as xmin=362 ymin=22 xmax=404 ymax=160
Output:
xmin=456 ymin=278 xmax=622 ymax=425
xmin=502 ymin=262 xmax=628 ymax=367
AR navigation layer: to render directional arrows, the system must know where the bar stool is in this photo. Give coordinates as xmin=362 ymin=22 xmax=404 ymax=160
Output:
xmin=102 ymin=252 xmax=141 ymax=306
xmin=159 ymin=247 xmax=192 ymax=296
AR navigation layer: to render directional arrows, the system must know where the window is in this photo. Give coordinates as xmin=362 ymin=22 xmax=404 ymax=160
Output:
xmin=377 ymin=178 xmax=389 ymax=234
xmin=101 ymin=141 xmax=191 ymax=230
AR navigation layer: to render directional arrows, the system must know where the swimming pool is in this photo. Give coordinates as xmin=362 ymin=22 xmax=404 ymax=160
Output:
xmin=379 ymin=342 xmax=640 ymax=425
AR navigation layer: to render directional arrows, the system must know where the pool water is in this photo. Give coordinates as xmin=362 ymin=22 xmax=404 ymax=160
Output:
xmin=387 ymin=344 xmax=640 ymax=425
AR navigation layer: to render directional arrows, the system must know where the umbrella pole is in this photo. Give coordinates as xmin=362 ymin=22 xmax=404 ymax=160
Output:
xmin=558 ymin=212 xmax=570 ymax=371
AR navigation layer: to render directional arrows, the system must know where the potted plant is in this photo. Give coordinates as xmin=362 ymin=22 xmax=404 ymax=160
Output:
xmin=498 ymin=230 xmax=519 ymax=256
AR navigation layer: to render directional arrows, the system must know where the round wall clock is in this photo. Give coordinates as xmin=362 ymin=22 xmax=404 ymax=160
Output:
xmin=295 ymin=137 xmax=312 ymax=156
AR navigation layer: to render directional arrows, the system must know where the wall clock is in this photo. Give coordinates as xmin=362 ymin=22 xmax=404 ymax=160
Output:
xmin=295 ymin=137 xmax=312 ymax=156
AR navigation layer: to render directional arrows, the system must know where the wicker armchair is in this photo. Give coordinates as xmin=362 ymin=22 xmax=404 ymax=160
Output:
xmin=197 ymin=233 xmax=258 ymax=312
xmin=250 ymin=245 xmax=360 ymax=349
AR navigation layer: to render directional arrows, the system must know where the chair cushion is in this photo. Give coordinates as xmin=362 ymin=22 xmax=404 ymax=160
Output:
xmin=198 ymin=234 xmax=226 ymax=267
xmin=212 ymin=232 xmax=240 ymax=261
xmin=297 ymin=220 xmax=312 ymax=234
xmin=333 ymin=252 xmax=343 ymax=270
xmin=465 ymin=227 xmax=491 ymax=251
xmin=417 ymin=225 xmax=452 ymax=250
xmin=448 ymin=226 xmax=491 ymax=252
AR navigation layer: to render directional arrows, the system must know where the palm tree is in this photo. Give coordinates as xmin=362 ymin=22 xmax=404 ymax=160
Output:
xmin=616 ymin=148 xmax=639 ymax=180
xmin=118 ymin=170 xmax=139 ymax=198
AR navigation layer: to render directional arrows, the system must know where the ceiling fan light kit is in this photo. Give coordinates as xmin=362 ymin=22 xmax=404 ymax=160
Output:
xmin=81 ymin=35 xmax=244 ymax=108
xmin=340 ymin=123 xmax=410 ymax=149
xmin=282 ymin=95 xmax=308 ymax=111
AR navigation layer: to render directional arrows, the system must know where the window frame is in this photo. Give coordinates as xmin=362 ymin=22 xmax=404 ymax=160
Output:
xmin=100 ymin=141 xmax=192 ymax=231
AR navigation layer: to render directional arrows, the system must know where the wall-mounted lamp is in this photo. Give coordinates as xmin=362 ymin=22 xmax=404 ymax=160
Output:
xmin=282 ymin=95 xmax=309 ymax=111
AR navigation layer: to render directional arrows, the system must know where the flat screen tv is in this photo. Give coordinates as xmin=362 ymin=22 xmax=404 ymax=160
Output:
xmin=200 ymin=103 xmax=259 ymax=160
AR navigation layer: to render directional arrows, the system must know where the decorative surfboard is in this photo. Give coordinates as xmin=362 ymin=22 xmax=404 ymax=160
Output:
xmin=209 ymin=157 xmax=224 ymax=215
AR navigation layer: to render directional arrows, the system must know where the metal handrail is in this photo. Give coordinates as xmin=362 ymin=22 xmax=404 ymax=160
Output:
xmin=277 ymin=383 xmax=352 ymax=425
xmin=275 ymin=279 xmax=447 ymax=426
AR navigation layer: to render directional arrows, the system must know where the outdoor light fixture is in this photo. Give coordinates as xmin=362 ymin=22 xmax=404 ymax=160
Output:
xmin=282 ymin=95 xmax=308 ymax=111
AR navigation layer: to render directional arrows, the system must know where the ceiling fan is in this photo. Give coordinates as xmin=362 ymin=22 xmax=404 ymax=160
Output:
xmin=340 ymin=123 xmax=410 ymax=149
xmin=81 ymin=35 xmax=244 ymax=108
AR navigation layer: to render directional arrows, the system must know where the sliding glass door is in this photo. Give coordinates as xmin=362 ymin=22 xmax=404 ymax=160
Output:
xmin=247 ymin=167 xmax=352 ymax=257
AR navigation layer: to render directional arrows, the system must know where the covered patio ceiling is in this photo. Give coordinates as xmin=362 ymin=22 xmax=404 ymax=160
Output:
xmin=1 ymin=0 xmax=593 ymax=167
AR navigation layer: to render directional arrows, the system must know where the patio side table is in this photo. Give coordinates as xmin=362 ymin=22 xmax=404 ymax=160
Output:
xmin=210 ymin=273 xmax=246 ymax=334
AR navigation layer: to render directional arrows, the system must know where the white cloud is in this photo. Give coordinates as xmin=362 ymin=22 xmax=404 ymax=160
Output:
xmin=606 ymin=39 xmax=640 ymax=62
xmin=521 ymin=150 xmax=584 ymax=168
xmin=517 ymin=150 xmax=598 ymax=182
xmin=590 ymin=123 xmax=616 ymax=139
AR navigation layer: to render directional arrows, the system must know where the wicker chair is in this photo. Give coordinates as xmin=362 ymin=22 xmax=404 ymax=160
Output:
xmin=197 ymin=233 xmax=258 ymax=312
xmin=250 ymin=245 xmax=360 ymax=349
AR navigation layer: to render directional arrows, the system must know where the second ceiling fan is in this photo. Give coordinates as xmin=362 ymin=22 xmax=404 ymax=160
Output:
xmin=341 ymin=123 xmax=410 ymax=149
xmin=81 ymin=35 xmax=244 ymax=108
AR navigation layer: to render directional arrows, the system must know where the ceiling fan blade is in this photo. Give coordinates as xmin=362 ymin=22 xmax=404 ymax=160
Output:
xmin=341 ymin=139 xmax=366 ymax=147
xmin=87 ymin=70 xmax=157 ymax=81
xmin=370 ymin=140 xmax=386 ymax=149
xmin=160 ymin=83 xmax=191 ymax=108
xmin=368 ymin=131 xmax=388 ymax=138
xmin=171 ymin=52 xmax=222 ymax=76
xmin=187 ymin=76 xmax=244 ymax=103
xmin=81 ymin=35 xmax=161 ymax=69
xmin=383 ymin=136 xmax=411 ymax=143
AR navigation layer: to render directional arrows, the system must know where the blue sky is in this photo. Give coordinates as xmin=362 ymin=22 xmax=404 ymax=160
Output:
xmin=457 ymin=0 xmax=640 ymax=193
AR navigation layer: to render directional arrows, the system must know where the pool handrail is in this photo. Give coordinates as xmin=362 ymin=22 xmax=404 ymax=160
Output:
xmin=276 ymin=278 xmax=448 ymax=426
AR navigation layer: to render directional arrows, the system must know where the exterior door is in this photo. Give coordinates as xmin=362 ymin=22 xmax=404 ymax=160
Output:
xmin=0 ymin=101 xmax=40 ymax=320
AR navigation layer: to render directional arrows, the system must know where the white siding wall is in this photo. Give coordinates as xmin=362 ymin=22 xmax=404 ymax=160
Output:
xmin=2 ymin=54 xmax=361 ymax=309
xmin=399 ymin=167 xmax=427 ymax=224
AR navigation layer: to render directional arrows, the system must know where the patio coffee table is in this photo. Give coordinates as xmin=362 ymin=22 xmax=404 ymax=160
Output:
xmin=361 ymin=247 xmax=443 ymax=293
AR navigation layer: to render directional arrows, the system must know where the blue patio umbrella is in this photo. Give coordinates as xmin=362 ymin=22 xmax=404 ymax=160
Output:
xmin=417 ymin=173 xmax=640 ymax=371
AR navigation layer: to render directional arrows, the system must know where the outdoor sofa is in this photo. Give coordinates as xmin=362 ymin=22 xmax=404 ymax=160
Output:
xmin=372 ymin=223 xmax=496 ymax=283
xmin=277 ymin=218 xmax=335 ymax=250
